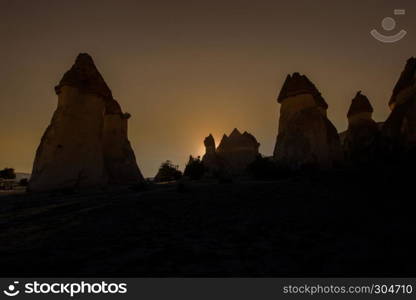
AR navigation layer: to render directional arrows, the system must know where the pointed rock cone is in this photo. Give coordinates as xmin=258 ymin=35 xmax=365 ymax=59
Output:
xmin=273 ymin=73 xmax=342 ymax=169
xmin=347 ymin=91 xmax=373 ymax=120
xmin=29 ymin=53 xmax=144 ymax=192
xmin=343 ymin=91 xmax=380 ymax=164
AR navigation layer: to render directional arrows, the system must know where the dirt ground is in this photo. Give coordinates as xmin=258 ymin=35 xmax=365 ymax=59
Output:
xmin=1 ymin=170 xmax=415 ymax=277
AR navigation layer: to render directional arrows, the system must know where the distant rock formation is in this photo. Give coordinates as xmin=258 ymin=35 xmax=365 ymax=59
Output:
xmin=273 ymin=73 xmax=343 ymax=169
xmin=29 ymin=53 xmax=144 ymax=192
xmin=382 ymin=57 xmax=416 ymax=154
xmin=202 ymin=129 xmax=260 ymax=174
xmin=342 ymin=91 xmax=380 ymax=164
xmin=217 ymin=129 xmax=260 ymax=172
xmin=202 ymin=134 xmax=222 ymax=173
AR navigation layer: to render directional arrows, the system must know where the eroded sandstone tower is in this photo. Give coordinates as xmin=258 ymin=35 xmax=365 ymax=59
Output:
xmin=29 ymin=54 xmax=144 ymax=192
xmin=273 ymin=73 xmax=342 ymax=169
xmin=382 ymin=57 xmax=416 ymax=152
xmin=343 ymin=91 xmax=380 ymax=164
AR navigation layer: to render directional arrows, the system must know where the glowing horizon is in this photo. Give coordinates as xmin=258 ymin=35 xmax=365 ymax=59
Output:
xmin=1 ymin=0 xmax=415 ymax=177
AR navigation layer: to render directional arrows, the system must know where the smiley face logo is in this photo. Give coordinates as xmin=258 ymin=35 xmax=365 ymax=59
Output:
xmin=3 ymin=281 xmax=20 ymax=297
xmin=371 ymin=9 xmax=407 ymax=43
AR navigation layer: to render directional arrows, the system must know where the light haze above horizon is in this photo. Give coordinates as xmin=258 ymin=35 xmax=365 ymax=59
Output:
xmin=0 ymin=0 xmax=415 ymax=177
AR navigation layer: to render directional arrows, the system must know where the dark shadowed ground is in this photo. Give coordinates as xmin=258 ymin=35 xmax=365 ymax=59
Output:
xmin=1 ymin=167 xmax=415 ymax=277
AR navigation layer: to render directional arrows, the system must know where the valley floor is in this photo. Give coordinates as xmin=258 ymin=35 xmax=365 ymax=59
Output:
xmin=1 ymin=170 xmax=415 ymax=277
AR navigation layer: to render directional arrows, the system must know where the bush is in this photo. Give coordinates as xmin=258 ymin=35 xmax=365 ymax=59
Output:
xmin=154 ymin=160 xmax=182 ymax=182
xmin=0 ymin=168 xmax=16 ymax=179
xmin=183 ymin=156 xmax=205 ymax=180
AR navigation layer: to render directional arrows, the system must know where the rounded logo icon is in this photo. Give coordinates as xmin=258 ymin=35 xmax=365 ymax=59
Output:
xmin=371 ymin=9 xmax=407 ymax=43
xmin=3 ymin=282 xmax=20 ymax=297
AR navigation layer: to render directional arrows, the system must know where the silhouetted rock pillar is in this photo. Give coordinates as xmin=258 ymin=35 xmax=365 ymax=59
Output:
xmin=343 ymin=91 xmax=380 ymax=164
xmin=202 ymin=134 xmax=221 ymax=174
xmin=204 ymin=134 xmax=216 ymax=155
xmin=29 ymin=53 xmax=144 ymax=192
xmin=273 ymin=73 xmax=342 ymax=169
xmin=382 ymin=57 xmax=416 ymax=155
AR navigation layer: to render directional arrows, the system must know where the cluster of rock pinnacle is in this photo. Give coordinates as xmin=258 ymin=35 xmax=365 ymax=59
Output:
xmin=201 ymin=57 xmax=416 ymax=173
xmin=28 ymin=54 xmax=416 ymax=191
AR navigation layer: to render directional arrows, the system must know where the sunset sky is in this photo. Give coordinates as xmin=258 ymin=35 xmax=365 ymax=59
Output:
xmin=0 ymin=0 xmax=415 ymax=177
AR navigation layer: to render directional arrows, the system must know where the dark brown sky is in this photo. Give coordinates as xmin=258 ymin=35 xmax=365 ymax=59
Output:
xmin=0 ymin=0 xmax=415 ymax=177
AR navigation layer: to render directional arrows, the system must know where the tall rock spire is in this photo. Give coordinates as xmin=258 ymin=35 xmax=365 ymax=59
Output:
xmin=273 ymin=73 xmax=342 ymax=169
xmin=382 ymin=57 xmax=416 ymax=153
xmin=29 ymin=53 xmax=144 ymax=192
xmin=343 ymin=91 xmax=380 ymax=164
xmin=347 ymin=91 xmax=373 ymax=118
xmin=388 ymin=57 xmax=416 ymax=110
xmin=204 ymin=134 xmax=216 ymax=155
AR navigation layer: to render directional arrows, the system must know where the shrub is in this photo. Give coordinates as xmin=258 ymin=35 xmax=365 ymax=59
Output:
xmin=0 ymin=168 xmax=16 ymax=179
xmin=183 ymin=156 xmax=205 ymax=180
xmin=154 ymin=160 xmax=182 ymax=182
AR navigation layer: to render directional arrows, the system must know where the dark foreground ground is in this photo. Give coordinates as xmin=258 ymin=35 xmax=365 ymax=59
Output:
xmin=1 ymin=167 xmax=416 ymax=277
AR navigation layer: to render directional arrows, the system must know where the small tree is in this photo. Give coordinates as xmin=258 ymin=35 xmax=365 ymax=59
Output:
xmin=184 ymin=155 xmax=205 ymax=180
xmin=0 ymin=168 xmax=16 ymax=179
xmin=154 ymin=160 xmax=182 ymax=182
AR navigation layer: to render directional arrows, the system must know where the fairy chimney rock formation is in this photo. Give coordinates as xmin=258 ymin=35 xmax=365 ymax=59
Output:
xmin=382 ymin=57 xmax=416 ymax=151
xmin=388 ymin=57 xmax=416 ymax=110
xmin=204 ymin=134 xmax=216 ymax=155
xmin=202 ymin=129 xmax=260 ymax=174
xmin=347 ymin=91 xmax=374 ymax=123
xmin=343 ymin=92 xmax=380 ymax=163
xmin=29 ymin=53 xmax=144 ymax=192
xmin=273 ymin=73 xmax=342 ymax=169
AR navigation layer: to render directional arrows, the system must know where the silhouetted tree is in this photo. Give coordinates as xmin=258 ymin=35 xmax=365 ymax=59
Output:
xmin=183 ymin=155 xmax=205 ymax=180
xmin=0 ymin=168 xmax=16 ymax=179
xmin=153 ymin=160 xmax=182 ymax=182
